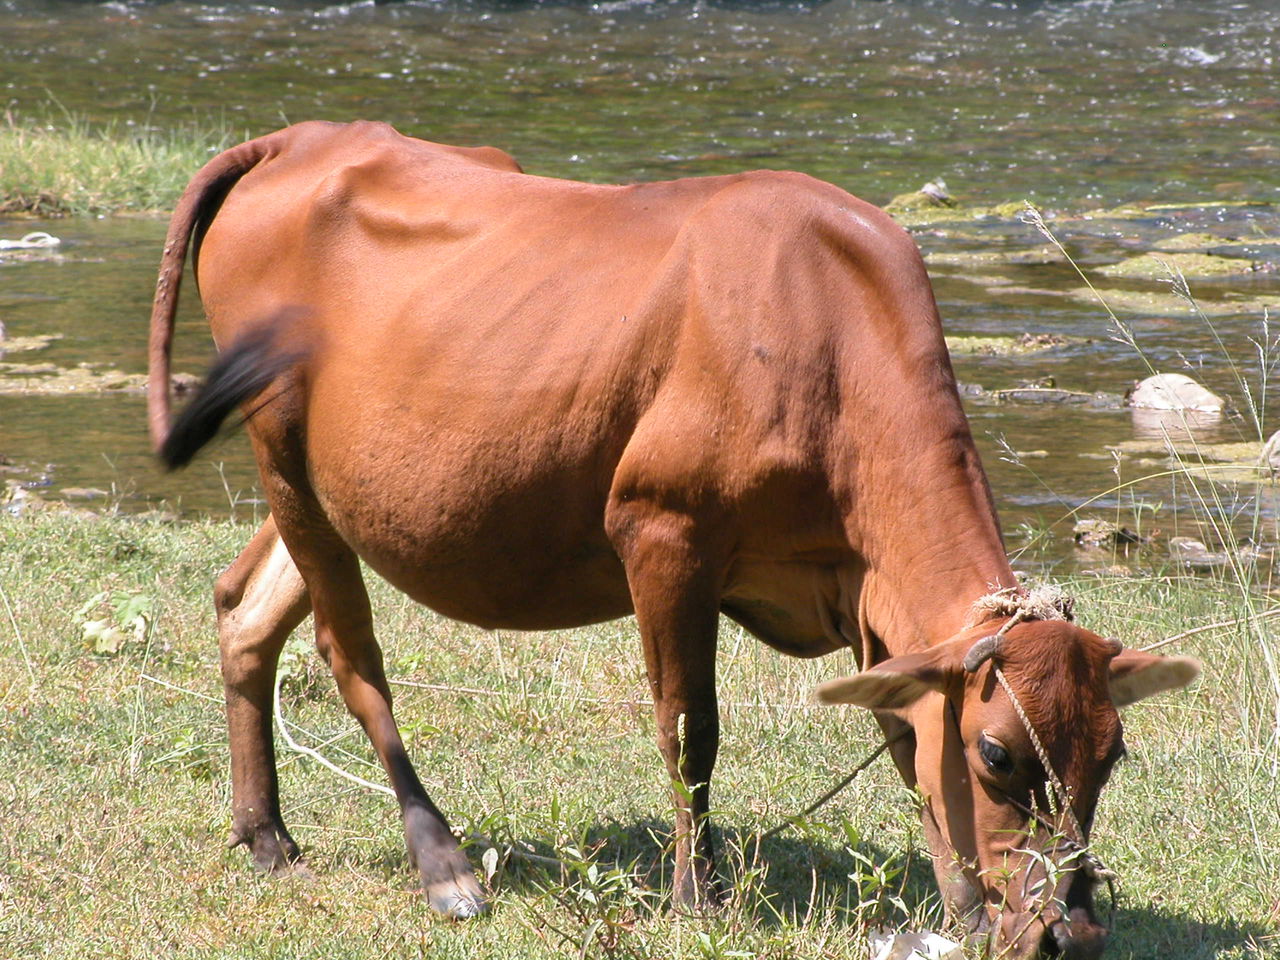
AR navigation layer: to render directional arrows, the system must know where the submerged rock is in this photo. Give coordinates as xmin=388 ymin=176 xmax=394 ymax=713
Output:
xmin=1153 ymin=232 xmax=1229 ymax=251
xmin=1130 ymin=406 xmax=1223 ymax=438
xmin=1097 ymin=251 xmax=1265 ymax=280
xmin=1060 ymin=286 xmax=1280 ymax=316
xmin=888 ymin=199 xmax=1030 ymax=228
xmin=944 ymin=332 xmax=1078 ymax=357
xmin=1080 ymin=200 xmax=1278 ymax=221
xmin=993 ymin=386 xmax=1094 ymax=404
xmin=0 ymin=333 xmax=63 ymax=356
xmin=926 ymin=244 xmax=1064 ymax=268
xmin=1148 ymin=232 xmax=1280 ymax=253
xmin=0 ymin=362 xmax=196 ymax=396
xmin=1108 ymin=436 xmax=1257 ymax=463
xmin=1107 ymin=430 xmax=1280 ymax=485
xmin=1128 ymin=373 xmax=1224 ymax=412
xmin=60 ymin=487 xmax=110 ymax=500
xmin=1168 ymin=536 xmax=1228 ymax=570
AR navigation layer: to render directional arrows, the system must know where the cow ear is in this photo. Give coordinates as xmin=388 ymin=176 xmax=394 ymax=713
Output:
xmin=1109 ymin=649 xmax=1202 ymax=707
xmin=816 ymin=646 xmax=958 ymax=710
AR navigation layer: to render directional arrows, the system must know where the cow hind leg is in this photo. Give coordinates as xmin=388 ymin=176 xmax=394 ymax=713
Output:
xmin=611 ymin=510 xmax=725 ymax=910
xmin=217 ymin=516 xmax=312 ymax=873
xmin=264 ymin=490 xmax=485 ymax=919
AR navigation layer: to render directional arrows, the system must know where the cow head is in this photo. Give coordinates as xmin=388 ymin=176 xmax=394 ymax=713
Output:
xmin=817 ymin=618 xmax=1199 ymax=958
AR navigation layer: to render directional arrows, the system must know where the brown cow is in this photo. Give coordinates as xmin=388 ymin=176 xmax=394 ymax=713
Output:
xmin=148 ymin=121 xmax=1198 ymax=957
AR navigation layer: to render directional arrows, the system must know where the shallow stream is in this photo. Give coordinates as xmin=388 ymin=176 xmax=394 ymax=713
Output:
xmin=2 ymin=0 xmax=1279 ymax=573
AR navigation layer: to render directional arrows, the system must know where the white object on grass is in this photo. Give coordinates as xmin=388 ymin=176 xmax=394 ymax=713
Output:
xmin=868 ymin=928 xmax=963 ymax=960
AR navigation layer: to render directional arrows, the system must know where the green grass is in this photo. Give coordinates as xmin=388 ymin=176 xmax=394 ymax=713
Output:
xmin=0 ymin=110 xmax=235 ymax=216
xmin=0 ymin=511 xmax=1276 ymax=959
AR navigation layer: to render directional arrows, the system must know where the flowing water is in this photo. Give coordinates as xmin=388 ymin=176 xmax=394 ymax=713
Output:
xmin=2 ymin=0 xmax=1279 ymax=573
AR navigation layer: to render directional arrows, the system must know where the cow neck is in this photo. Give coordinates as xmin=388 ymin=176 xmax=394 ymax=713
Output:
xmin=846 ymin=431 xmax=1018 ymax=658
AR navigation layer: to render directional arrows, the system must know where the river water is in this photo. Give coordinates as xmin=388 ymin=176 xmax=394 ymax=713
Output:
xmin=2 ymin=0 xmax=1279 ymax=573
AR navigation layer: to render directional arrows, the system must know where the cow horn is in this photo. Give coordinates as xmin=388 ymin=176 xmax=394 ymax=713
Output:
xmin=1103 ymin=637 xmax=1124 ymax=657
xmin=963 ymin=634 xmax=1003 ymax=673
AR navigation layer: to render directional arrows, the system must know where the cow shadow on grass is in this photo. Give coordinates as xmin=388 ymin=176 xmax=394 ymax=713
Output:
xmin=1095 ymin=906 xmax=1272 ymax=959
xmin=457 ymin=817 xmax=1273 ymax=955
xmin=473 ymin=815 xmax=941 ymax=929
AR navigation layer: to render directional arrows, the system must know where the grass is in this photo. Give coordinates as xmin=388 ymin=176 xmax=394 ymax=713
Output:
xmin=0 ymin=510 xmax=1276 ymax=959
xmin=0 ymin=109 xmax=236 ymax=217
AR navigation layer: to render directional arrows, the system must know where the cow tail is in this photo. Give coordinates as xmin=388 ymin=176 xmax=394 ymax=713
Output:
xmin=147 ymin=133 xmax=279 ymax=454
xmin=158 ymin=311 xmax=308 ymax=471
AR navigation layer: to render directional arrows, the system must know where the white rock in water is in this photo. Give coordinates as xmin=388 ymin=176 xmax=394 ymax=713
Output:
xmin=0 ymin=231 xmax=61 ymax=250
xmin=1129 ymin=373 xmax=1224 ymax=412
xmin=1261 ymin=430 xmax=1280 ymax=471
xmin=868 ymin=929 xmax=963 ymax=960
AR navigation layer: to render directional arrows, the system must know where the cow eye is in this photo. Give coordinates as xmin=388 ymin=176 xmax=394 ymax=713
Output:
xmin=978 ymin=734 xmax=1013 ymax=775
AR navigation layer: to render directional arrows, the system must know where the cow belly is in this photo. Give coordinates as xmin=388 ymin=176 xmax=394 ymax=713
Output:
xmin=301 ymin=411 xmax=633 ymax=631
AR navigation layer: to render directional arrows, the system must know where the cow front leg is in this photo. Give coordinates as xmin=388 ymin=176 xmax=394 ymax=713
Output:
xmin=216 ymin=516 xmax=312 ymax=873
xmin=614 ymin=516 xmax=725 ymax=910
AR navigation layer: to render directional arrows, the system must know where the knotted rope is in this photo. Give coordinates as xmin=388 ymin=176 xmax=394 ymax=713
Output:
xmin=963 ymin=586 xmax=1119 ymax=892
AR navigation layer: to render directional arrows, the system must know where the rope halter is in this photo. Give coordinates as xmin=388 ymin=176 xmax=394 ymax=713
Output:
xmin=961 ymin=586 xmax=1119 ymax=892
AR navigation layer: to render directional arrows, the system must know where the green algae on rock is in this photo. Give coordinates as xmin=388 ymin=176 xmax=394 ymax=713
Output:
xmin=925 ymin=244 xmax=1064 ymax=268
xmin=0 ymin=362 xmax=197 ymax=395
xmin=1096 ymin=251 xmax=1264 ymax=280
xmin=1109 ymin=437 xmax=1262 ymax=463
xmin=888 ymin=200 xmax=1029 ymax=229
xmin=945 ymin=332 xmax=1079 ymax=357
xmin=1061 ymin=286 xmax=1280 ymax=316
xmin=1078 ymin=200 xmax=1278 ymax=221
xmin=0 ymin=333 xmax=62 ymax=354
xmin=1106 ymin=436 xmax=1280 ymax=485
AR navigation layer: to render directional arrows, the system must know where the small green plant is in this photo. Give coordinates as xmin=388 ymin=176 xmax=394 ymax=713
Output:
xmin=77 ymin=589 xmax=153 ymax=655
xmin=518 ymin=836 xmax=660 ymax=960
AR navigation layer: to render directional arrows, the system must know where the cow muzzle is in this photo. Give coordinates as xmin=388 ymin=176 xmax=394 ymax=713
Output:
xmin=977 ymin=908 xmax=1107 ymax=960
xmin=1045 ymin=908 xmax=1108 ymax=958
xmin=971 ymin=864 xmax=1108 ymax=960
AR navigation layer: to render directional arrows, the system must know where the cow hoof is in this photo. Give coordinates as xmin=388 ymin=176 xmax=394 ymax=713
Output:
xmin=671 ymin=880 xmax=726 ymax=915
xmin=229 ymin=822 xmax=305 ymax=876
xmin=424 ymin=874 xmax=488 ymax=919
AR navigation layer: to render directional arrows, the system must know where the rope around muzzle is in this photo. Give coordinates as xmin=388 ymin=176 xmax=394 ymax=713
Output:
xmin=964 ymin=587 xmax=1120 ymax=894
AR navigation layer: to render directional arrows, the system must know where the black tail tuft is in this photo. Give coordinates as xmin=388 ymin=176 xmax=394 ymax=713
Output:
xmin=160 ymin=321 xmax=304 ymax=471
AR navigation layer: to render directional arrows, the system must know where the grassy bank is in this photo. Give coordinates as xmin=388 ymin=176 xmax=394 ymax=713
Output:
xmin=0 ymin=111 xmax=235 ymax=216
xmin=0 ymin=511 xmax=1276 ymax=958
